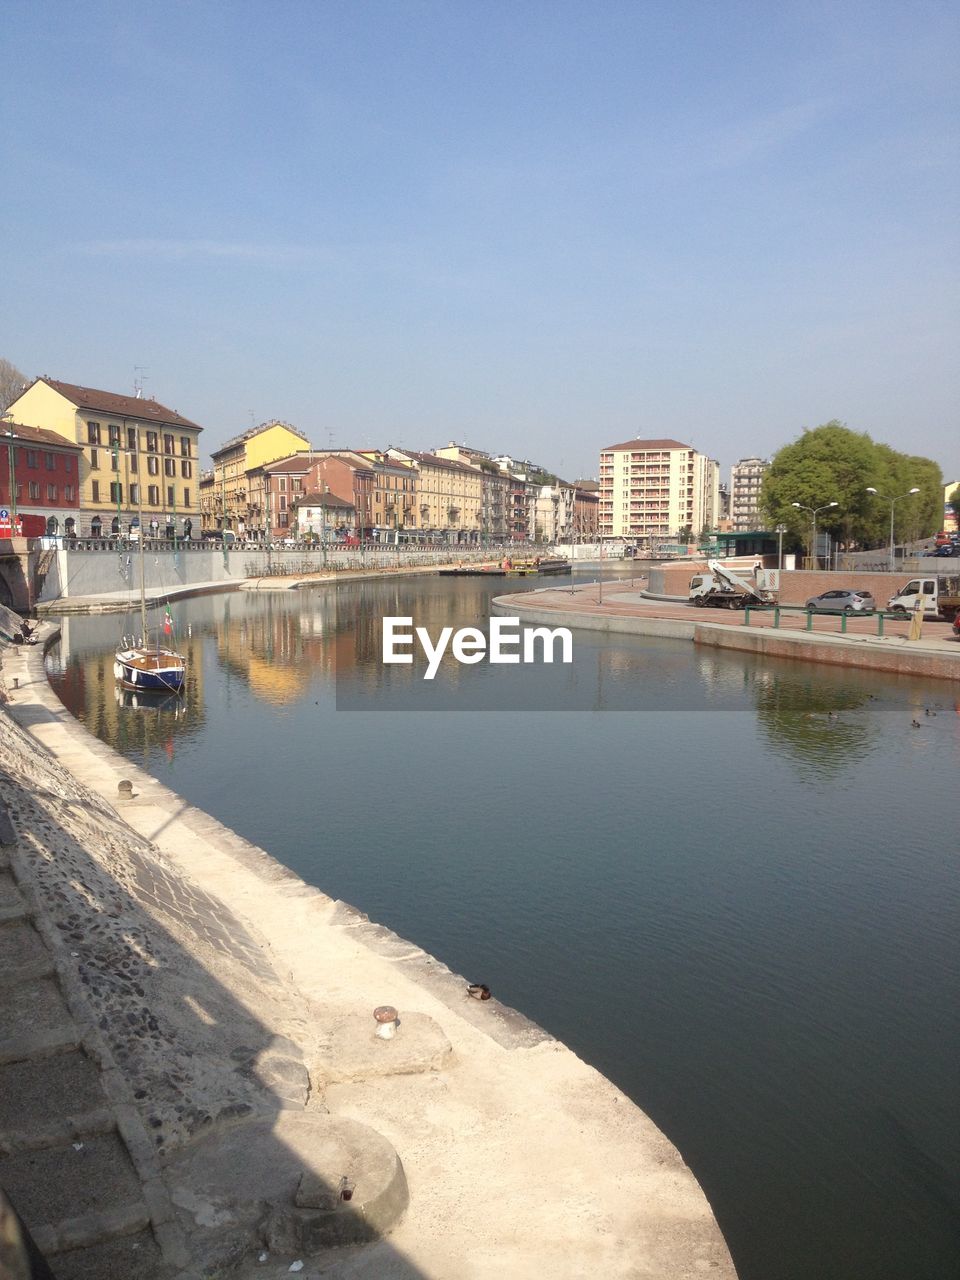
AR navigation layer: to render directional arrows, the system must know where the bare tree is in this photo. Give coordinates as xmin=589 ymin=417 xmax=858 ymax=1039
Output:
xmin=0 ymin=358 xmax=29 ymax=412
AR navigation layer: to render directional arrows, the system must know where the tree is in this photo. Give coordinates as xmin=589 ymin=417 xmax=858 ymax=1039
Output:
xmin=948 ymin=484 xmax=960 ymax=513
xmin=0 ymin=358 xmax=29 ymax=412
xmin=759 ymin=421 xmax=943 ymax=553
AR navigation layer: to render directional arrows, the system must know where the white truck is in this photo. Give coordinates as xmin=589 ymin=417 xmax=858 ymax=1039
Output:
xmin=887 ymin=574 xmax=960 ymax=622
xmin=689 ymin=560 xmax=777 ymax=610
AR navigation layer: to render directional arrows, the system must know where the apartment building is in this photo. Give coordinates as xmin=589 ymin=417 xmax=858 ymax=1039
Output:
xmin=209 ymin=420 xmax=311 ymax=535
xmin=598 ymin=437 xmax=719 ymax=545
xmin=7 ymin=377 xmax=203 ymax=536
xmin=730 ymin=457 xmax=770 ymax=531
xmin=0 ymin=423 xmax=83 ymax=535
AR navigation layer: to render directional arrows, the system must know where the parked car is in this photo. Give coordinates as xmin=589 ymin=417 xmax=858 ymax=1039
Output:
xmin=805 ymin=589 xmax=876 ymax=614
xmin=954 ymin=613 xmax=960 ymax=638
xmin=936 ymin=543 xmax=957 ymax=557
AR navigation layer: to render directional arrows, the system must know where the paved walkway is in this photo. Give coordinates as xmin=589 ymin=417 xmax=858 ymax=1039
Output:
xmin=499 ymin=582 xmax=960 ymax=680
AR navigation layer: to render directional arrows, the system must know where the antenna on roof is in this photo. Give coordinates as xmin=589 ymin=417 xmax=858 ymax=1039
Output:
xmin=134 ymin=366 xmax=148 ymax=399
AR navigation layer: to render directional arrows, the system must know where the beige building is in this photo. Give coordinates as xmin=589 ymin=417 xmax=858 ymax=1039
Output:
xmin=598 ymin=437 xmax=719 ymax=546
xmin=730 ymin=457 xmax=770 ymax=531
xmin=209 ymin=420 xmax=311 ymax=536
xmin=388 ymin=450 xmax=484 ymax=543
xmin=7 ymin=377 xmax=203 ymax=537
xmin=434 ymin=442 xmax=510 ymax=541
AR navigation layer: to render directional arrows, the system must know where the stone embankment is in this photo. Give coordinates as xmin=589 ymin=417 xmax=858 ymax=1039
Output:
xmin=0 ymin=620 xmax=736 ymax=1279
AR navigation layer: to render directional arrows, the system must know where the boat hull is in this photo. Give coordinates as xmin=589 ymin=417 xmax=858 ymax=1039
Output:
xmin=114 ymin=648 xmax=186 ymax=692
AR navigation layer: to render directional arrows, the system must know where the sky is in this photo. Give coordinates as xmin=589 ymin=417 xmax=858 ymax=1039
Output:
xmin=3 ymin=1 xmax=957 ymax=481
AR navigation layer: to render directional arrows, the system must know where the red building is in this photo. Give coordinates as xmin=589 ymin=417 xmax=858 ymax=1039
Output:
xmin=0 ymin=423 xmax=84 ymax=536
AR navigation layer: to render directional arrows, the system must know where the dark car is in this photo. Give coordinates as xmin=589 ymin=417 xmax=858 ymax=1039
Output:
xmin=936 ymin=543 xmax=957 ymax=557
xmin=805 ymin=589 xmax=876 ymax=614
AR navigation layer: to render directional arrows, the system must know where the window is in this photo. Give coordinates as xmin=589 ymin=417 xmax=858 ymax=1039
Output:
xmin=64 ymin=455 xmax=73 ymax=473
xmin=166 ymin=485 xmax=175 ymax=506
xmin=279 ymin=496 xmax=287 ymax=511
xmin=45 ymin=452 xmax=55 ymax=470
xmin=111 ymin=451 xmax=120 ymax=472
xmin=47 ymin=484 xmax=57 ymax=500
xmin=183 ymin=488 xmax=190 ymax=507
xmin=163 ymin=434 xmax=174 ymax=455
xmin=129 ymin=453 xmax=137 ymax=473
xmin=110 ymin=482 xmax=122 ymax=503
xmin=180 ymin=436 xmax=191 ymax=457
xmin=279 ymin=477 xmax=286 ymax=492
xmin=129 ymin=483 xmax=139 ymax=504
xmin=28 ymin=481 xmax=40 ymax=499
xmin=87 ymin=422 xmax=101 ymax=444
xmin=89 ymin=449 xmax=99 ymax=470
xmin=292 ymin=477 xmax=302 ymax=492
xmin=108 ymin=424 xmax=120 ymax=445
xmin=64 ymin=485 xmax=75 ymax=502
xmin=148 ymin=485 xmax=159 ymax=506
xmin=147 ymin=456 xmax=159 ymax=475
xmin=26 ymin=449 xmax=38 ymax=468
xmin=91 ymin=480 xmax=100 ymax=502
xmin=181 ymin=460 xmax=192 ymax=479
xmin=146 ymin=431 xmax=158 ymax=452
xmin=164 ymin=457 xmax=176 ymax=477
xmin=127 ymin=427 xmax=137 ymax=451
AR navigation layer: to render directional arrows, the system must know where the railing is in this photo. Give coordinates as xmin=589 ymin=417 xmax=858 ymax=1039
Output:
xmin=739 ymin=603 xmax=926 ymax=637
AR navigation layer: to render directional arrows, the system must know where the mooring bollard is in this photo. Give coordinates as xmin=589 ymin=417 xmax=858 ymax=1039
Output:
xmin=373 ymin=1005 xmax=399 ymax=1039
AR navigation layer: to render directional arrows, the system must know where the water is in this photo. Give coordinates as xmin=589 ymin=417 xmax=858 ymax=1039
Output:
xmin=46 ymin=569 xmax=960 ymax=1280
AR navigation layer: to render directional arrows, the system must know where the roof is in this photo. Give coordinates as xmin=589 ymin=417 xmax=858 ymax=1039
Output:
xmin=400 ymin=450 xmax=480 ymax=476
xmin=601 ymin=437 xmax=692 ymax=452
xmin=293 ymin=491 xmax=355 ymax=509
xmin=213 ymin=419 xmax=310 ymax=457
xmin=1 ymin=422 xmax=84 ymax=452
xmin=259 ymin=452 xmax=319 ymax=474
xmin=35 ymin=378 xmax=202 ymax=430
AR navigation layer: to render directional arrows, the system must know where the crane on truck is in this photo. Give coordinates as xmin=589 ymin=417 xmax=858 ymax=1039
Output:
xmin=688 ymin=560 xmax=777 ymax=610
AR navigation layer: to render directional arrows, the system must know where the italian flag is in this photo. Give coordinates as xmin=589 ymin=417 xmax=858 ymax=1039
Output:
xmin=163 ymin=606 xmax=173 ymax=636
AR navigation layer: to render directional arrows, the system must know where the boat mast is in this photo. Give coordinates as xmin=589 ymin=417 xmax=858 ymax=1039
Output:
xmin=134 ymin=428 xmax=147 ymax=640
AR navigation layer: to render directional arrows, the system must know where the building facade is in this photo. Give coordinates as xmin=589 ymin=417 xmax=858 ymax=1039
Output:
xmin=730 ymin=457 xmax=770 ymax=531
xmin=7 ymin=377 xmax=203 ymax=537
xmin=292 ymin=491 xmax=356 ymax=540
xmin=598 ymin=437 xmax=719 ymax=546
xmin=208 ymin=421 xmax=311 ymax=536
xmin=0 ymin=423 xmax=83 ymax=535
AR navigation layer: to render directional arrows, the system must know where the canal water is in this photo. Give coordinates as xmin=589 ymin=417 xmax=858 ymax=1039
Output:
xmin=46 ymin=568 xmax=960 ymax=1280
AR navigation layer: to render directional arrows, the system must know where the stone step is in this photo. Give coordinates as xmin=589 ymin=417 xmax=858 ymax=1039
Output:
xmin=48 ymin=1227 xmax=165 ymax=1280
xmin=0 ymin=1051 xmax=110 ymax=1155
xmin=0 ymin=919 xmax=55 ymax=985
xmin=0 ymin=1132 xmax=147 ymax=1253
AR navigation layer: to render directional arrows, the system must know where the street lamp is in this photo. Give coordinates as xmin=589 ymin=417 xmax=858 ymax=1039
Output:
xmin=775 ymin=523 xmax=787 ymax=571
xmin=791 ymin=501 xmax=838 ymax=570
xmin=866 ymin=486 xmax=920 ymax=571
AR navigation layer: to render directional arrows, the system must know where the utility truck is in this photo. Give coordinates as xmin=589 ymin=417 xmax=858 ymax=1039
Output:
xmin=688 ymin=560 xmax=777 ymax=609
xmin=887 ymin=574 xmax=960 ymax=622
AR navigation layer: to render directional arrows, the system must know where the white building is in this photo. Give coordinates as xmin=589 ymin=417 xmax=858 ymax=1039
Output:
xmin=730 ymin=457 xmax=769 ymax=530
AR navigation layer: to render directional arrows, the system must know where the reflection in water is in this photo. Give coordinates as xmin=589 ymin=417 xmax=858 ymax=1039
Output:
xmin=43 ymin=571 xmax=960 ymax=1280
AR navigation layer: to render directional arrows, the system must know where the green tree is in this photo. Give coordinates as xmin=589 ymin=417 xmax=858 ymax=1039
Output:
xmin=760 ymin=421 xmax=943 ymax=553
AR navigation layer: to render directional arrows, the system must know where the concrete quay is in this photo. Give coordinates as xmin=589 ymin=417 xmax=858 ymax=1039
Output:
xmin=495 ymin=581 xmax=960 ymax=682
xmin=0 ymin=630 xmax=737 ymax=1279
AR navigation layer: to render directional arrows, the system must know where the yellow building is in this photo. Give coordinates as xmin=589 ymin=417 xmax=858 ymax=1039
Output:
xmin=209 ymin=421 xmax=311 ymax=536
xmin=7 ymin=377 xmax=203 ymax=537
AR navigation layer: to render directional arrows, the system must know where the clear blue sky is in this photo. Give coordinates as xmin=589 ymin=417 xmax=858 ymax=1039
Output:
xmin=3 ymin=1 xmax=957 ymax=481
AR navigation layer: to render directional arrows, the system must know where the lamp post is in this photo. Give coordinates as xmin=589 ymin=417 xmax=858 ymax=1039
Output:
xmin=866 ymin=486 xmax=920 ymax=572
xmin=791 ymin=501 xmax=838 ymax=569
xmin=2 ymin=414 xmax=17 ymax=527
xmin=775 ymin=523 xmax=787 ymax=571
